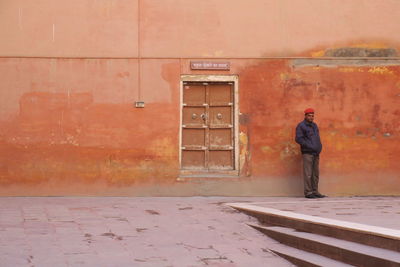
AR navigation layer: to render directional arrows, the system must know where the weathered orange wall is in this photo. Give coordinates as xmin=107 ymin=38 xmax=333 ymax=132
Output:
xmin=236 ymin=60 xmax=400 ymax=196
xmin=2 ymin=0 xmax=400 ymax=57
xmin=0 ymin=0 xmax=399 ymax=196
xmin=0 ymin=58 xmax=183 ymax=195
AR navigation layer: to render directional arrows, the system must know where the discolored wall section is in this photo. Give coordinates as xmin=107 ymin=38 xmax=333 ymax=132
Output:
xmin=236 ymin=60 xmax=400 ymax=196
xmin=0 ymin=58 xmax=182 ymax=195
xmin=0 ymin=0 xmax=399 ymax=196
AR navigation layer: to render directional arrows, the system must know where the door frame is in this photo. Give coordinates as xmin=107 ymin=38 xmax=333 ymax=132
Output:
xmin=179 ymin=75 xmax=239 ymax=176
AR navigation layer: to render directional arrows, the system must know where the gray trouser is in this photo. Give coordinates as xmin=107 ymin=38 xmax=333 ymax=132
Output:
xmin=302 ymin=154 xmax=319 ymax=196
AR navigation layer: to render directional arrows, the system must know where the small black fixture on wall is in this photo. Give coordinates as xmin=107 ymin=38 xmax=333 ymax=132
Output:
xmin=135 ymin=101 xmax=145 ymax=108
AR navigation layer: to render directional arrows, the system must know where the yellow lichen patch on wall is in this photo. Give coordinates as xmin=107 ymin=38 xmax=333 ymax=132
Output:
xmin=147 ymin=137 xmax=176 ymax=158
xmin=261 ymin=146 xmax=274 ymax=153
xmin=351 ymin=43 xmax=390 ymax=49
xmin=311 ymin=50 xmax=325 ymax=57
xmin=328 ymin=42 xmax=390 ymax=50
xmin=338 ymin=67 xmax=364 ymax=73
xmin=368 ymin=67 xmax=394 ymax=75
xmin=280 ymin=72 xmax=301 ymax=81
xmin=279 ymin=142 xmax=299 ymax=160
xmin=239 ymin=132 xmax=248 ymax=172
xmin=280 ymin=72 xmax=290 ymax=81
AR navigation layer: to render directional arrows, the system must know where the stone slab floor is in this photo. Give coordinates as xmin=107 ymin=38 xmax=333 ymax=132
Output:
xmin=0 ymin=197 xmax=294 ymax=267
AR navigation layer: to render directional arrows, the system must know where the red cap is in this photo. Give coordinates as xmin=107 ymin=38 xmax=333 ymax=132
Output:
xmin=304 ymin=108 xmax=314 ymax=114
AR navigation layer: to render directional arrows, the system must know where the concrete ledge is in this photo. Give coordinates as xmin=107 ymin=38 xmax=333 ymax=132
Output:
xmin=291 ymin=58 xmax=400 ymax=67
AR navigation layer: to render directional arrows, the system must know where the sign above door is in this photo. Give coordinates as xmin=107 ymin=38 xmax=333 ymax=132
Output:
xmin=190 ymin=61 xmax=230 ymax=70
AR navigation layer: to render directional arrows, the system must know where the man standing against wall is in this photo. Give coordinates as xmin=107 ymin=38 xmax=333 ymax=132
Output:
xmin=295 ymin=108 xmax=326 ymax=199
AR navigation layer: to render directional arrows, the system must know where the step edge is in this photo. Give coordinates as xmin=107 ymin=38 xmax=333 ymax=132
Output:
xmin=249 ymin=223 xmax=400 ymax=262
xmin=269 ymin=244 xmax=354 ymax=267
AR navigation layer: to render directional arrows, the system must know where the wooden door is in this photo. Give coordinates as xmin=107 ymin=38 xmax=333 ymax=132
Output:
xmin=181 ymin=82 xmax=234 ymax=171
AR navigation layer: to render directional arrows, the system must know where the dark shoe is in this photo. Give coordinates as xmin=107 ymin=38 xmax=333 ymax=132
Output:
xmin=314 ymin=192 xmax=327 ymax=198
xmin=305 ymin=194 xmax=317 ymax=199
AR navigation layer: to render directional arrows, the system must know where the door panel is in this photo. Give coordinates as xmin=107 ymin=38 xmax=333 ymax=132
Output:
xmin=183 ymin=84 xmax=206 ymax=104
xmin=209 ymin=84 xmax=232 ymax=104
xmin=182 ymin=150 xmax=205 ymax=169
xmin=182 ymin=107 xmax=206 ymax=126
xmin=209 ymin=107 xmax=232 ymax=126
xmin=182 ymin=129 xmax=205 ymax=147
xmin=209 ymin=129 xmax=231 ymax=147
xmin=209 ymin=150 xmax=233 ymax=170
xmin=181 ymin=82 xmax=234 ymax=171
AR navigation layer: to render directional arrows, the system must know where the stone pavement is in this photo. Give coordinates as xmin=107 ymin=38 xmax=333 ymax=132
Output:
xmin=0 ymin=197 xmax=293 ymax=267
xmin=0 ymin=196 xmax=399 ymax=267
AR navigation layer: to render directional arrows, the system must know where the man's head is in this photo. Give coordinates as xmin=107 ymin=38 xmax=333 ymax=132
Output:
xmin=304 ymin=108 xmax=315 ymax=123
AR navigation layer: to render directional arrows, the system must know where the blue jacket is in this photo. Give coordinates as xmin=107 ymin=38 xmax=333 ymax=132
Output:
xmin=295 ymin=120 xmax=322 ymax=155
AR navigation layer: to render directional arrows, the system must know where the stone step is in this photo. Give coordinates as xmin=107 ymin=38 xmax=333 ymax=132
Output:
xmin=250 ymin=224 xmax=400 ymax=267
xmin=228 ymin=203 xmax=400 ymax=252
xmin=268 ymin=242 xmax=354 ymax=267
